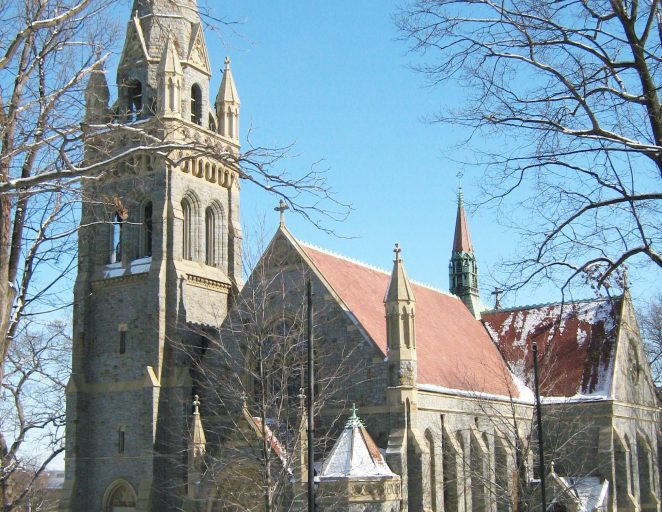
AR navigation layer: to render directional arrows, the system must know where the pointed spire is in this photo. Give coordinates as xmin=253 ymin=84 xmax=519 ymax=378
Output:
xmin=216 ymin=57 xmax=240 ymax=106
xmin=84 ymin=61 xmax=110 ymax=124
xmin=449 ymin=188 xmax=483 ymax=318
xmin=385 ymin=244 xmax=415 ymax=304
xmin=216 ymin=56 xmax=240 ymax=140
xmin=190 ymin=395 xmax=206 ymax=452
xmin=157 ymin=36 xmax=182 ymax=76
xmin=453 ymin=188 xmax=474 ymax=253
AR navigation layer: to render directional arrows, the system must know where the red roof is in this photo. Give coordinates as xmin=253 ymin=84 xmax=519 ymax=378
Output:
xmin=482 ymin=298 xmax=621 ymax=398
xmin=299 ymin=242 xmax=520 ymax=398
xmin=453 ymin=201 xmax=473 ymax=253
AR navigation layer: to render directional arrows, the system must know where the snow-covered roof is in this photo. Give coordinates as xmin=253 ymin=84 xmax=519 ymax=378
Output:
xmin=320 ymin=406 xmax=396 ymax=480
xmin=482 ymin=298 xmax=621 ymax=398
xmin=555 ymin=476 xmax=609 ymax=512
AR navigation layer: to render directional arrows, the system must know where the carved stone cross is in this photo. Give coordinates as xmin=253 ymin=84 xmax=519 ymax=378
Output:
xmin=274 ymin=199 xmax=289 ymax=226
xmin=491 ymin=287 xmax=502 ymax=309
xmin=193 ymin=395 xmax=201 ymax=415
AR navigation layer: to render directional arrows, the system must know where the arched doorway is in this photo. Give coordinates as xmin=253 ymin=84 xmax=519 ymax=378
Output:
xmin=103 ymin=480 xmax=136 ymax=512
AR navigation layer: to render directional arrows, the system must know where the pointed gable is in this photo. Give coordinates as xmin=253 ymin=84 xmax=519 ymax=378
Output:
xmin=187 ymin=23 xmax=211 ymax=75
xmin=118 ymin=14 xmax=149 ymax=69
xmin=267 ymin=230 xmax=522 ymax=398
xmin=482 ymin=298 xmax=621 ymax=398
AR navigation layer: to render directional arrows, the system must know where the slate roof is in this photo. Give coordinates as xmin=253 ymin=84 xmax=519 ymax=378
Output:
xmin=295 ymin=236 xmax=523 ymax=398
xmin=482 ymin=298 xmax=622 ymax=398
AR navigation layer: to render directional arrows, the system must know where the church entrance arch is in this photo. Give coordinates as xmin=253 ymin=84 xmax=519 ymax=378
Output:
xmin=102 ymin=479 xmax=137 ymax=512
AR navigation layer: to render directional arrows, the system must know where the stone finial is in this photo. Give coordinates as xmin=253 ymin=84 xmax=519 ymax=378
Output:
xmin=274 ymin=199 xmax=289 ymax=227
xmin=225 ymin=56 xmax=231 ymax=68
xmin=193 ymin=394 xmax=201 ymax=415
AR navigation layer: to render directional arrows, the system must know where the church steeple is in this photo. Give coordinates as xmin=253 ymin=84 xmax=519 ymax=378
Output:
xmin=449 ymin=189 xmax=483 ymax=318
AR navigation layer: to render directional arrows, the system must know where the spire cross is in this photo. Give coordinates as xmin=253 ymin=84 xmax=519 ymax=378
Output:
xmin=394 ymin=243 xmax=401 ymax=261
xmin=274 ymin=199 xmax=289 ymax=226
xmin=224 ymin=56 xmax=230 ymax=68
xmin=193 ymin=395 xmax=201 ymax=415
xmin=491 ymin=287 xmax=502 ymax=309
xmin=351 ymin=403 xmax=358 ymax=418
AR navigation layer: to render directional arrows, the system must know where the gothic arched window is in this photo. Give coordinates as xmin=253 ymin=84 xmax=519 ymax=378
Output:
xmin=181 ymin=199 xmax=192 ymax=260
xmin=110 ymin=213 xmax=123 ymax=263
xmin=191 ymin=84 xmax=202 ymax=125
xmin=143 ymin=201 xmax=153 ymax=257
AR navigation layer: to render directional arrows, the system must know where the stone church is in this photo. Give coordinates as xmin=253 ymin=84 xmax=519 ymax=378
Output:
xmin=60 ymin=1 xmax=661 ymax=511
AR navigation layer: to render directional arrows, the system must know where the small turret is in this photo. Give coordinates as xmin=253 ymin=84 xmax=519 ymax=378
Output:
xmin=215 ymin=57 xmax=240 ymax=140
xmin=157 ymin=37 xmax=183 ymax=117
xmin=449 ymin=189 xmax=483 ymax=318
xmin=384 ymin=244 xmax=417 ymax=389
xmin=84 ymin=63 xmax=110 ymax=124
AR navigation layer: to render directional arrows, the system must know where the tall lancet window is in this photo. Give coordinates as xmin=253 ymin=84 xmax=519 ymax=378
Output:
xmin=127 ymin=80 xmax=142 ymax=120
xmin=143 ymin=201 xmax=153 ymax=257
xmin=182 ymin=199 xmax=192 ymax=260
xmin=110 ymin=213 xmax=123 ymax=263
xmin=168 ymin=78 xmax=176 ymax=112
xmin=205 ymin=207 xmax=216 ymax=266
xmin=191 ymin=84 xmax=202 ymax=125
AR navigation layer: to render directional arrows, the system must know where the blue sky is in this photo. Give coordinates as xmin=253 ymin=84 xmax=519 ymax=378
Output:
xmin=121 ymin=1 xmax=659 ymax=307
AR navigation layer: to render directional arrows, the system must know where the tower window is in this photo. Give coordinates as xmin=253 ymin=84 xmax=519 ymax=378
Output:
xmin=205 ymin=207 xmax=216 ymax=266
xmin=118 ymin=427 xmax=125 ymax=454
xmin=119 ymin=330 xmax=127 ymax=354
xmin=182 ymin=199 xmax=192 ymax=260
xmin=127 ymin=80 xmax=142 ymax=120
xmin=190 ymin=84 xmax=202 ymax=125
xmin=143 ymin=201 xmax=153 ymax=257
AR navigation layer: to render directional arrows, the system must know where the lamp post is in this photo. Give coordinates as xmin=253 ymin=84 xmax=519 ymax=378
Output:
xmin=307 ymin=279 xmax=315 ymax=511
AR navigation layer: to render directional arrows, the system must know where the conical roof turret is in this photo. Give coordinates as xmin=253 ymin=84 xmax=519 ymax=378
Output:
xmin=453 ymin=188 xmax=474 ymax=253
xmin=385 ymin=244 xmax=415 ymax=304
xmin=320 ymin=405 xmax=396 ymax=479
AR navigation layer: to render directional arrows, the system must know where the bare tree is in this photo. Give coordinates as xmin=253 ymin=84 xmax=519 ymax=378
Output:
xmin=0 ymin=1 xmax=348 ymax=508
xmin=640 ymin=293 xmax=662 ymax=384
xmin=0 ymin=320 xmax=70 ymax=511
xmin=397 ymin=0 xmax=661 ymax=295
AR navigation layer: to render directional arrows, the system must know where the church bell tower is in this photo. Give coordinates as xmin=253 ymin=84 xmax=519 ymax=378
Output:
xmin=62 ymin=0 xmax=242 ymax=509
